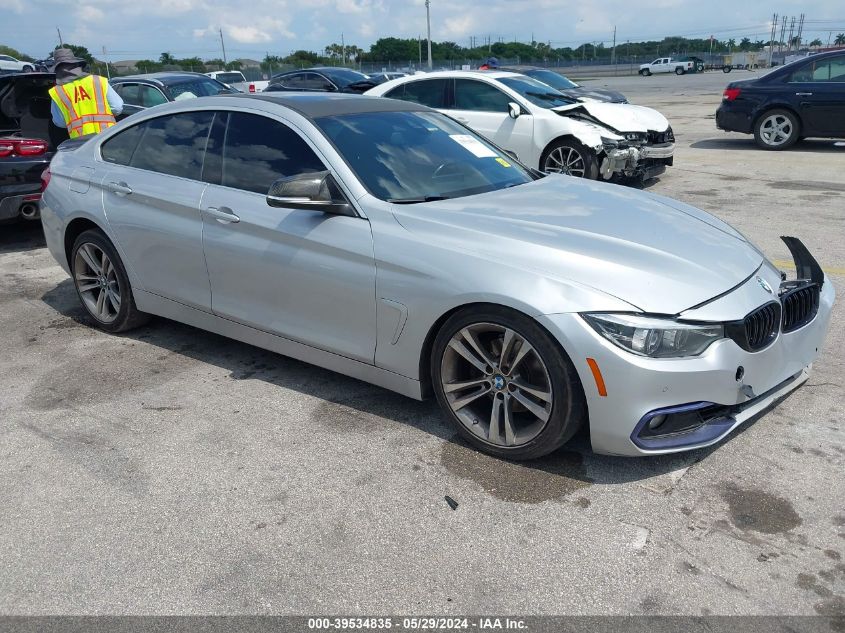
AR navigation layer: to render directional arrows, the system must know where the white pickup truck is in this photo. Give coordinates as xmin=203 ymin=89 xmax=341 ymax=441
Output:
xmin=638 ymin=58 xmax=694 ymax=76
xmin=204 ymin=71 xmax=269 ymax=93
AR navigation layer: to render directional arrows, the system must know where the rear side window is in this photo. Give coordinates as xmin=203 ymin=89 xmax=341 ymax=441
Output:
xmin=214 ymin=112 xmax=326 ymax=194
xmin=101 ymin=123 xmax=145 ymax=165
xmin=116 ymin=112 xmax=214 ymax=180
xmin=386 ymin=79 xmax=448 ymax=108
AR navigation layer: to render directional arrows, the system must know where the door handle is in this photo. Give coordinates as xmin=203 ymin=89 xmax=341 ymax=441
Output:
xmin=205 ymin=206 xmax=240 ymax=223
xmin=107 ymin=181 xmax=132 ymax=196
xmin=795 ymin=92 xmax=813 ymax=96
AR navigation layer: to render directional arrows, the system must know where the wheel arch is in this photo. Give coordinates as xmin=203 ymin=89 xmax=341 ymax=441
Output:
xmin=417 ymin=301 xmax=587 ymax=403
xmin=63 ymin=217 xmax=106 ymax=269
xmin=538 ymin=134 xmax=601 ymax=171
xmin=752 ymin=104 xmax=803 ymax=135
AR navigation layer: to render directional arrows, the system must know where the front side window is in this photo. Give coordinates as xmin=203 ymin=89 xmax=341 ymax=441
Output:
xmin=140 ymin=85 xmax=168 ymax=107
xmin=453 ymin=79 xmax=512 ymax=112
xmin=279 ymin=73 xmax=307 ymax=89
xmin=211 ymin=112 xmax=326 ymax=194
xmin=167 ymin=77 xmax=230 ymax=100
xmin=316 ymin=110 xmax=534 ymax=202
xmin=300 ymin=73 xmax=335 ymax=91
xmin=123 ymin=112 xmax=214 ymax=179
xmin=386 ymin=79 xmax=448 ymax=108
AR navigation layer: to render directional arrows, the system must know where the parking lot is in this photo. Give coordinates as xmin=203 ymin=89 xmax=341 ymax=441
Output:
xmin=1 ymin=70 xmax=843 ymax=616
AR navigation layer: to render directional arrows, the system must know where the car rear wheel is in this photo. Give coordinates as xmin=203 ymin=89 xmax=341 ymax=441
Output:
xmin=431 ymin=306 xmax=586 ymax=460
xmin=754 ymin=109 xmax=800 ymax=150
xmin=22 ymin=65 xmax=34 ymax=72
xmin=71 ymin=229 xmax=150 ymax=332
xmin=541 ymin=139 xmax=598 ymax=179
xmin=675 ymin=67 xmax=685 ymax=75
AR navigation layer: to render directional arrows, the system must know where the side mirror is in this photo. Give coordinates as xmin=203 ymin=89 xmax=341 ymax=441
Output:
xmin=266 ymin=171 xmax=352 ymax=215
xmin=507 ymin=102 xmax=521 ymax=119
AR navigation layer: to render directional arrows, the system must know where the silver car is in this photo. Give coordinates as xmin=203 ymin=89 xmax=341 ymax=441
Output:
xmin=40 ymin=94 xmax=834 ymax=458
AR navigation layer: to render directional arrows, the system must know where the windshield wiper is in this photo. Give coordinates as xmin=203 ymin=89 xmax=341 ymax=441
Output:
xmin=386 ymin=195 xmax=451 ymax=204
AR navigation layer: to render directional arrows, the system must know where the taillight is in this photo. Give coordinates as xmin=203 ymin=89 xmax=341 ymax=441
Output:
xmin=723 ymin=87 xmax=741 ymax=101
xmin=40 ymin=166 xmax=51 ymax=193
xmin=249 ymin=83 xmax=256 ymax=93
xmin=0 ymin=138 xmax=48 ymax=157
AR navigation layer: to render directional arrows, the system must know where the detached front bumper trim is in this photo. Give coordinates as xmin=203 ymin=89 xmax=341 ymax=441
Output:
xmin=600 ymin=143 xmax=676 ymax=179
xmin=631 ymin=369 xmax=807 ymax=451
xmin=641 ymin=142 xmax=675 ymax=159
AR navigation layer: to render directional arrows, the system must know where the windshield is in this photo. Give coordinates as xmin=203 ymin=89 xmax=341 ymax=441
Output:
xmin=213 ymin=72 xmax=245 ymax=85
xmin=168 ymin=77 xmax=233 ymax=99
xmin=321 ymin=68 xmax=371 ymax=88
xmin=524 ymin=69 xmax=579 ymax=90
xmin=499 ymin=76 xmax=577 ymax=108
xmin=316 ymin=111 xmax=534 ymax=202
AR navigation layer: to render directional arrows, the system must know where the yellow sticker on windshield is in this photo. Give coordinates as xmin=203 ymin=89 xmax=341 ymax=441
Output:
xmin=495 ymin=157 xmax=512 ymax=167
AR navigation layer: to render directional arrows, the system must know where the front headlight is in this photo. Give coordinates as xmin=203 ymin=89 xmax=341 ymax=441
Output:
xmin=582 ymin=313 xmax=724 ymax=358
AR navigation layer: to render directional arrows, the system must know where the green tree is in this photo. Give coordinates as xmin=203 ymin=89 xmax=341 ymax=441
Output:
xmin=0 ymin=45 xmax=33 ymax=61
xmin=739 ymin=37 xmax=751 ymax=51
xmin=159 ymin=52 xmax=176 ymax=65
xmin=809 ymin=38 xmax=823 ymax=47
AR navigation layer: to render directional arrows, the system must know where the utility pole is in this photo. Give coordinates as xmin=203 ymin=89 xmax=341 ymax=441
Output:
xmin=341 ymin=33 xmax=345 ymax=65
xmin=418 ymin=35 xmax=422 ymax=66
xmin=56 ymin=27 xmax=64 ymax=47
xmin=786 ymin=16 xmax=795 ymax=53
xmin=769 ymin=13 xmax=778 ymax=63
xmin=102 ymin=46 xmax=110 ymax=79
xmin=611 ymin=25 xmax=617 ymax=65
xmin=219 ymin=28 xmax=227 ymax=65
xmin=796 ymin=13 xmax=805 ymax=50
xmin=778 ymin=16 xmax=787 ymax=56
xmin=425 ymin=0 xmax=432 ymax=69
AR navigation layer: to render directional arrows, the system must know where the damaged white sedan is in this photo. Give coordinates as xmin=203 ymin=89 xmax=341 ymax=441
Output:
xmin=366 ymin=70 xmax=675 ymax=181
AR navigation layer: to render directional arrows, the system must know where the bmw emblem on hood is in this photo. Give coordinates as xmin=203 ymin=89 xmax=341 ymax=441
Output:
xmin=756 ymin=275 xmax=774 ymax=295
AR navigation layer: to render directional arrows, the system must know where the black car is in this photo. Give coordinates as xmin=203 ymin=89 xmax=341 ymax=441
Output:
xmin=716 ymin=50 xmax=845 ymax=150
xmin=367 ymin=71 xmax=409 ymax=85
xmin=0 ymin=72 xmax=66 ymax=223
xmin=110 ymin=72 xmax=236 ymax=118
xmin=498 ymin=66 xmax=628 ymax=103
xmin=265 ymin=67 xmax=375 ymax=94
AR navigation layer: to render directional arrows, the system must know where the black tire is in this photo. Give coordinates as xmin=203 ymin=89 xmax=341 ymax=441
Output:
xmin=71 ymin=229 xmax=150 ymax=332
xmin=540 ymin=138 xmax=599 ymax=179
xmin=22 ymin=65 xmax=34 ymax=73
xmin=753 ymin=108 xmax=800 ymax=151
xmin=640 ymin=69 xmax=651 ymax=76
xmin=675 ymin=67 xmax=685 ymax=75
xmin=431 ymin=305 xmax=587 ymax=460
xmin=723 ymin=66 xmax=732 ymax=73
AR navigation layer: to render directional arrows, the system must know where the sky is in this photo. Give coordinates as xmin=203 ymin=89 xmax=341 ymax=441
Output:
xmin=4 ymin=0 xmax=845 ymax=62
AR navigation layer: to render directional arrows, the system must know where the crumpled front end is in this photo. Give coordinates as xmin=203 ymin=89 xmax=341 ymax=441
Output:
xmin=599 ymin=128 xmax=675 ymax=180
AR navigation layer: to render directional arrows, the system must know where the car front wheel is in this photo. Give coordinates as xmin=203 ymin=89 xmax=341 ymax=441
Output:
xmin=431 ymin=306 xmax=586 ymax=460
xmin=71 ymin=229 xmax=150 ymax=332
xmin=640 ymin=69 xmax=651 ymax=76
xmin=754 ymin=109 xmax=800 ymax=150
xmin=541 ymin=139 xmax=598 ymax=179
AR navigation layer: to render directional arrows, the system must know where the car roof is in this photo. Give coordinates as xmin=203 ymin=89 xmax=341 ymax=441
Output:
xmin=229 ymin=92 xmax=430 ymax=119
xmin=389 ymin=69 xmax=523 ymax=80
xmin=112 ymin=72 xmax=213 ymax=85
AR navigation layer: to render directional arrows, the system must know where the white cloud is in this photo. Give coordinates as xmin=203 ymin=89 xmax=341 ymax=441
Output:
xmin=78 ymin=5 xmax=106 ymax=21
xmin=227 ymin=26 xmax=273 ymax=44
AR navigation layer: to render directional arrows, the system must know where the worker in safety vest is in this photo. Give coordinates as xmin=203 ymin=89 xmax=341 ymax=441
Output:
xmin=48 ymin=48 xmax=123 ymax=138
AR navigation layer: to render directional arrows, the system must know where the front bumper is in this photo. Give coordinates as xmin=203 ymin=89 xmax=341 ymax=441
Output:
xmin=600 ymin=143 xmax=675 ymax=180
xmin=537 ymin=271 xmax=835 ymax=457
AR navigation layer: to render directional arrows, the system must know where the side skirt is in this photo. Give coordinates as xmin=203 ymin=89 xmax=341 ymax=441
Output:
xmin=134 ymin=289 xmax=424 ymax=400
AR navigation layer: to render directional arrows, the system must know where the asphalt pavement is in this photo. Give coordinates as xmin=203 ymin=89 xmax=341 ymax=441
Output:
xmin=0 ymin=70 xmax=843 ymax=616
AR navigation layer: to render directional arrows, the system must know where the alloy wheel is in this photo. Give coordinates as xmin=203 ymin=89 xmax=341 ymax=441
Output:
xmin=440 ymin=323 xmax=554 ymax=447
xmin=759 ymin=114 xmax=794 ymax=147
xmin=545 ymin=146 xmax=586 ymax=177
xmin=74 ymin=242 xmax=121 ymax=323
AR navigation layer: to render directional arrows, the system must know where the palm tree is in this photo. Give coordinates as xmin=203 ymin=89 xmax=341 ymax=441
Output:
xmin=159 ymin=52 xmax=176 ymax=65
xmin=810 ymin=38 xmax=823 ymax=47
xmin=835 ymin=33 xmax=845 ymax=46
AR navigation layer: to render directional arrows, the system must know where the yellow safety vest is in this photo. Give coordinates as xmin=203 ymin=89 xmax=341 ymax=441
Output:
xmin=49 ymin=75 xmax=116 ymax=138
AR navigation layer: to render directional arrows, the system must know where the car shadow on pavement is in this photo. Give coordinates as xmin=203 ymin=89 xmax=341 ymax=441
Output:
xmin=0 ymin=220 xmax=45 ymax=253
xmin=40 ymin=278 xmax=772 ymax=489
xmin=691 ymin=138 xmax=845 ymax=152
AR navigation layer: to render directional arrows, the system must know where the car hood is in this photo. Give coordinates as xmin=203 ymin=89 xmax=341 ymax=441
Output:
xmin=562 ymin=87 xmax=628 ymax=104
xmin=392 ymin=176 xmax=761 ymax=314
xmin=552 ymin=101 xmax=669 ymax=132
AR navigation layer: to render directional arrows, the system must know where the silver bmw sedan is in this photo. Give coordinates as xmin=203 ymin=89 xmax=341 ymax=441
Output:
xmin=40 ymin=93 xmax=834 ymax=458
